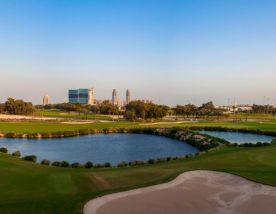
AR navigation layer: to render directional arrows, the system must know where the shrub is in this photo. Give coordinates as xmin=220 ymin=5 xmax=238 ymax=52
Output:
xmin=272 ymin=139 xmax=276 ymax=144
xmin=26 ymin=133 xmax=40 ymax=139
xmin=117 ymin=161 xmax=128 ymax=167
xmin=104 ymin=162 xmax=111 ymax=168
xmin=94 ymin=163 xmax=104 ymax=168
xmin=128 ymin=160 xmax=144 ymax=166
xmin=71 ymin=162 xmax=83 ymax=168
xmin=41 ymin=159 xmax=50 ymax=165
xmin=172 ymin=156 xmax=179 ymax=160
xmin=12 ymin=150 xmax=21 ymax=157
xmin=51 ymin=161 xmax=62 ymax=167
xmin=22 ymin=155 xmax=37 ymax=163
xmin=5 ymin=132 xmax=16 ymax=138
xmin=41 ymin=133 xmax=51 ymax=138
xmin=147 ymin=159 xmax=155 ymax=164
xmin=78 ymin=129 xmax=90 ymax=136
xmin=0 ymin=147 xmax=8 ymax=153
xmin=60 ymin=161 xmax=70 ymax=167
xmin=166 ymin=157 xmax=172 ymax=162
xmin=85 ymin=161 xmax=93 ymax=169
xmin=156 ymin=158 xmax=166 ymax=163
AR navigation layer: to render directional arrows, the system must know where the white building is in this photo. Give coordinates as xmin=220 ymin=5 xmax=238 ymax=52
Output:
xmin=43 ymin=95 xmax=50 ymax=105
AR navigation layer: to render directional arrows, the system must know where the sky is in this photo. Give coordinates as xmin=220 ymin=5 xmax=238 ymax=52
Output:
xmin=0 ymin=0 xmax=276 ymax=106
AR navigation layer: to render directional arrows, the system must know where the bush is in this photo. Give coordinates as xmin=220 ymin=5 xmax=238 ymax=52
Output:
xmin=117 ymin=161 xmax=128 ymax=167
xmin=147 ymin=159 xmax=155 ymax=164
xmin=22 ymin=155 xmax=37 ymax=163
xmin=12 ymin=150 xmax=21 ymax=157
xmin=104 ymin=162 xmax=111 ymax=168
xmin=41 ymin=133 xmax=51 ymax=138
xmin=41 ymin=159 xmax=50 ymax=165
xmin=156 ymin=158 xmax=166 ymax=163
xmin=94 ymin=163 xmax=104 ymax=168
xmin=5 ymin=132 xmax=16 ymax=138
xmin=84 ymin=161 xmax=93 ymax=169
xmin=26 ymin=133 xmax=40 ymax=139
xmin=0 ymin=147 xmax=8 ymax=153
xmin=71 ymin=162 xmax=83 ymax=168
xmin=51 ymin=161 xmax=62 ymax=167
xmin=185 ymin=154 xmax=193 ymax=158
xmin=166 ymin=157 xmax=172 ymax=162
xmin=60 ymin=161 xmax=70 ymax=167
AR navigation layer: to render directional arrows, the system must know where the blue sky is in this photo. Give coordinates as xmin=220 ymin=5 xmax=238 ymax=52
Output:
xmin=0 ymin=0 xmax=276 ymax=105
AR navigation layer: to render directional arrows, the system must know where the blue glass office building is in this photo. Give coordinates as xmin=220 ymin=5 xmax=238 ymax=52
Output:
xmin=69 ymin=88 xmax=91 ymax=104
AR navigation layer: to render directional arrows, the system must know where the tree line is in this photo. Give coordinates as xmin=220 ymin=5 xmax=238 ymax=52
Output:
xmin=0 ymin=98 xmax=34 ymax=115
xmin=2 ymin=97 xmax=276 ymax=119
xmin=251 ymin=104 xmax=276 ymax=114
xmin=173 ymin=102 xmax=225 ymax=118
xmin=124 ymin=101 xmax=169 ymax=121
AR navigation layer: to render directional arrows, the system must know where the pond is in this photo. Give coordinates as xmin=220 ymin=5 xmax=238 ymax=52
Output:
xmin=199 ymin=130 xmax=275 ymax=144
xmin=0 ymin=134 xmax=198 ymax=165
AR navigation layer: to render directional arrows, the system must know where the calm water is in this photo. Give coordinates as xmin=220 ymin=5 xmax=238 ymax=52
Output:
xmin=0 ymin=134 xmax=198 ymax=165
xmin=200 ymin=131 xmax=275 ymax=144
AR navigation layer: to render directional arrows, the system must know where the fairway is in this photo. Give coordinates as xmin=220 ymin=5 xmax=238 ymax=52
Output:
xmin=1 ymin=145 xmax=276 ymax=214
xmin=34 ymin=109 xmax=113 ymax=121
xmin=1 ymin=120 xmax=276 ymax=134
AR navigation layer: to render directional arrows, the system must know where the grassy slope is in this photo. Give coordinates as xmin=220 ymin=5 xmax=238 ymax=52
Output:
xmin=1 ymin=145 xmax=276 ymax=214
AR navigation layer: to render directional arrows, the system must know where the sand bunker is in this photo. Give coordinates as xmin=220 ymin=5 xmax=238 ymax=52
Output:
xmin=139 ymin=121 xmax=196 ymax=126
xmin=84 ymin=170 xmax=276 ymax=214
xmin=61 ymin=121 xmax=95 ymax=125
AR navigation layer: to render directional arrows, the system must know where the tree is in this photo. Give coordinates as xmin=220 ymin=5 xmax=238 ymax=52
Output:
xmin=4 ymin=98 xmax=34 ymax=115
xmin=124 ymin=101 xmax=169 ymax=120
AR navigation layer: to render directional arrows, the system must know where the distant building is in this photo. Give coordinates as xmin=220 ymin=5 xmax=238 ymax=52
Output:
xmin=68 ymin=88 xmax=94 ymax=105
xmin=112 ymin=89 xmax=118 ymax=105
xmin=126 ymin=89 xmax=130 ymax=104
xmin=43 ymin=95 xmax=50 ymax=105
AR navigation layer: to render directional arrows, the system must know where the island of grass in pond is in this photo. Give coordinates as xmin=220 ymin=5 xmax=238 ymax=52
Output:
xmin=0 ymin=133 xmax=199 ymax=165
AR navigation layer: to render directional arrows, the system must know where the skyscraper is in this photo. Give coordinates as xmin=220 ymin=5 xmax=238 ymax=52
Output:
xmin=112 ymin=89 xmax=117 ymax=105
xmin=43 ymin=95 xmax=50 ymax=105
xmin=88 ymin=88 xmax=94 ymax=105
xmin=126 ymin=89 xmax=130 ymax=104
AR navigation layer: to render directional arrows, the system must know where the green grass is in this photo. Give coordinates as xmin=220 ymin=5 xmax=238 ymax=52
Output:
xmin=1 ymin=145 xmax=276 ymax=213
xmin=33 ymin=109 xmax=113 ymax=120
xmin=0 ymin=121 xmax=138 ymax=133
xmin=230 ymin=113 xmax=276 ymax=121
xmin=0 ymin=116 xmax=276 ymax=213
xmin=1 ymin=120 xmax=276 ymax=134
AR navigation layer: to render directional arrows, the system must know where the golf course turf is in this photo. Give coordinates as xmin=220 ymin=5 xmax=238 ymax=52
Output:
xmin=1 ymin=144 xmax=276 ymax=214
xmin=0 ymin=120 xmax=276 ymax=213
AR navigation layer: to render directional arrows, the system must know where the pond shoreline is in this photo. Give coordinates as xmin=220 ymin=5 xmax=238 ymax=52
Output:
xmin=1 ymin=126 xmax=276 ymax=140
xmin=0 ymin=128 xmax=228 ymax=152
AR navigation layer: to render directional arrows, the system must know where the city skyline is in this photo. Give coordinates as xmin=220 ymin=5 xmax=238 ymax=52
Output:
xmin=0 ymin=0 xmax=276 ymax=105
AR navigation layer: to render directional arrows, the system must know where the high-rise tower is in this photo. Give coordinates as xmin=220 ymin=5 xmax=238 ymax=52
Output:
xmin=43 ymin=95 xmax=50 ymax=105
xmin=88 ymin=88 xmax=94 ymax=105
xmin=126 ymin=89 xmax=130 ymax=104
xmin=112 ymin=89 xmax=117 ymax=105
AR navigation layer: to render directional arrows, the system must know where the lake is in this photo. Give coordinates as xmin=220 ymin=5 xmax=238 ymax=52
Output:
xmin=0 ymin=134 xmax=198 ymax=165
xmin=199 ymin=130 xmax=275 ymax=144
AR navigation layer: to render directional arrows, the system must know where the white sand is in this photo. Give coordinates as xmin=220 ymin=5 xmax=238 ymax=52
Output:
xmin=139 ymin=121 xmax=196 ymax=126
xmin=61 ymin=121 xmax=95 ymax=125
xmin=83 ymin=170 xmax=276 ymax=214
xmin=0 ymin=114 xmax=56 ymax=121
